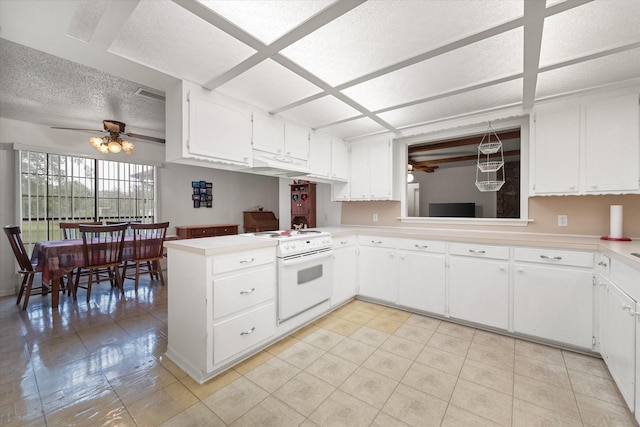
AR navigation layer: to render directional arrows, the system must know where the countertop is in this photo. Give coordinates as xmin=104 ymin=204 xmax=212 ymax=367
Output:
xmin=164 ymin=234 xmax=276 ymax=256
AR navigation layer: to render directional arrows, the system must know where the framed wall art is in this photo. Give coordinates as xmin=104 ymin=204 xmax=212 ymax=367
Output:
xmin=191 ymin=180 xmax=213 ymax=208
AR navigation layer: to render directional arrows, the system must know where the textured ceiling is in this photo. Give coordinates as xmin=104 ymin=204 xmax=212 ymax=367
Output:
xmin=0 ymin=0 xmax=639 ymax=143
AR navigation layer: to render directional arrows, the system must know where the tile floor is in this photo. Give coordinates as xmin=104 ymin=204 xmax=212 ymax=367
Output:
xmin=0 ymin=276 xmax=637 ymax=426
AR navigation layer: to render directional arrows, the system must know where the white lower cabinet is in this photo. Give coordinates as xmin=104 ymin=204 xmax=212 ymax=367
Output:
xmin=358 ymin=236 xmax=397 ymax=302
xmin=331 ymin=235 xmax=358 ymax=307
xmin=397 ymin=239 xmax=446 ymax=316
xmin=213 ymin=303 xmax=275 ymax=363
xmin=448 ymin=255 xmax=509 ymax=330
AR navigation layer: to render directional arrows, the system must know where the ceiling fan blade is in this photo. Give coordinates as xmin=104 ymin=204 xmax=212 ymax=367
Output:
xmin=51 ymin=126 xmax=105 ymax=133
xmin=124 ymin=132 xmax=165 ymax=144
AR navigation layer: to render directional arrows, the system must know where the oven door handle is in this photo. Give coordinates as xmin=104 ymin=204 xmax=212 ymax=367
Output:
xmin=280 ymin=250 xmax=333 ymax=267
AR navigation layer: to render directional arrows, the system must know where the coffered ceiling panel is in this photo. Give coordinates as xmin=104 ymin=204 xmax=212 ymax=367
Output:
xmin=198 ymin=0 xmax=334 ymax=44
xmin=379 ymin=79 xmax=523 ymax=129
xmin=217 ymin=59 xmax=322 ymax=112
xmin=280 ymin=0 xmax=523 ymax=86
xmin=342 ymin=28 xmax=523 ymax=112
xmin=319 ymin=117 xmax=387 ymax=140
xmin=536 ymin=49 xmax=640 ymax=99
xmin=108 ymin=0 xmax=256 ymax=84
xmin=278 ymin=95 xmax=362 ymax=128
xmin=540 ymin=0 xmax=640 ymax=67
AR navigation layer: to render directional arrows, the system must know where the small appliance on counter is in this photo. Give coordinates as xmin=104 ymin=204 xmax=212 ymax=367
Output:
xmin=601 ymin=205 xmax=631 ymax=241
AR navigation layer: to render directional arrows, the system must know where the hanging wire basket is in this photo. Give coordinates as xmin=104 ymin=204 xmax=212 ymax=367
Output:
xmin=476 ymin=180 xmax=505 ymax=192
xmin=475 ymin=123 xmax=505 ymax=192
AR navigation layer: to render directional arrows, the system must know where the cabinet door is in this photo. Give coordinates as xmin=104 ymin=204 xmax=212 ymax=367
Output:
xmin=358 ymin=246 xmax=396 ymax=302
xmin=449 ymin=257 xmax=509 ymax=329
xmin=284 ymin=123 xmax=310 ymax=160
xmin=309 ymin=132 xmax=331 ymax=178
xmin=398 ymin=251 xmax=446 ymax=315
xmin=188 ymin=95 xmax=252 ymax=164
xmin=349 ymin=143 xmax=370 ymax=200
xmin=600 ymin=280 xmax=636 ymax=410
xmin=532 ymin=104 xmax=581 ymax=194
xmin=331 ymin=246 xmax=358 ymax=306
xmin=369 ymin=139 xmax=392 ymax=199
xmin=331 ymin=137 xmax=349 ymax=181
xmin=514 ymin=264 xmax=593 ymax=348
xmin=252 ymin=113 xmax=285 ymax=154
xmin=585 ymin=93 xmax=640 ymax=193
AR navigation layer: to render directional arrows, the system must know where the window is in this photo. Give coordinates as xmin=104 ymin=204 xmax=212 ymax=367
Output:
xmin=20 ymin=151 xmax=156 ymax=248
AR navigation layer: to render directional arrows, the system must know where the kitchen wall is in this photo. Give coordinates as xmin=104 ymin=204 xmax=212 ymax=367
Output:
xmin=340 ymin=194 xmax=640 ymax=238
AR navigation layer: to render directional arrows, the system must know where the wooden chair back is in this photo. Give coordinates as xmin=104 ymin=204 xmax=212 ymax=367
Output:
xmin=3 ymin=225 xmax=33 ymax=272
xmin=60 ymin=222 xmax=101 ymax=240
xmin=78 ymin=223 xmax=127 ymax=268
xmin=131 ymin=222 xmax=169 ymax=261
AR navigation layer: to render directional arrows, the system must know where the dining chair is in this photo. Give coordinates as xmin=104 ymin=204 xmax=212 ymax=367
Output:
xmin=59 ymin=221 xmax=104 ymax=294
xmin=122 ymin=222 xmax=170 ymax=291
xmin=3 ymin=225 xmax=49 ymax=310
xmin=73 ymin=223 xmax=127 ymax=303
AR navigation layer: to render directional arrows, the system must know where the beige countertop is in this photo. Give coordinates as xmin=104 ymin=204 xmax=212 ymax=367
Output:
xmin=164 ymin=235 xmax=277 ymax=256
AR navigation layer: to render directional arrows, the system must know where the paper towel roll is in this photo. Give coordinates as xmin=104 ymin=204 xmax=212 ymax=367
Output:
xmin=609 ymin=205 xmax=623 ymax=239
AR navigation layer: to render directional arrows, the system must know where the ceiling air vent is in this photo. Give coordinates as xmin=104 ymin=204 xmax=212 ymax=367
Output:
xmin=135 ymin=88 xmax=166 ymax=102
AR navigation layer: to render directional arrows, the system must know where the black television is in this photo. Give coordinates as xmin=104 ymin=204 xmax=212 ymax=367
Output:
xmin=429 ymin=203 xmax=475 ymax=218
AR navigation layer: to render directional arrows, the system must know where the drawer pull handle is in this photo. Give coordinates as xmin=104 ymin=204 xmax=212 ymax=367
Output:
xmin=414 ymin=244 xmax=428 ymax=249
xmin=340 ymin=241 xmax=348 ymax=245
xmin=240 ymin=288 xmax=256 ymax=295
xmin=371 ymin=240 xmax=382 ymax=244
xmin=240 ymin=327 xmax=256 ymax=336
xmin=469 ymin=249 xmax=485 ymax=254
xmin=240 ymin=258 xmax=255 ymax=264
xmin=540 ymin=255 xmax=562 ymax=260
xmin=597 ymin=261 xmax=608 ymax=267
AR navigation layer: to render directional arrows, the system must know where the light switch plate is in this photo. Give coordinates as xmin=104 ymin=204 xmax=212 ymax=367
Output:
xmin=558 ymin=215 xmax=568 ymax=227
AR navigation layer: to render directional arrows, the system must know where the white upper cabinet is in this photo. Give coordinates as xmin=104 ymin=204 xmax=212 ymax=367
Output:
xmin=252 ymin=112 xmax=309 ymax=161
xmin=284 ymin=122 xmax=311 ymax=161
xmin=531 ymin=91 xmax=640 ymax=196
xmin=348 ymin=138 xmax=395 ymax=200
xmin=331 ymin=137 xmax=349 ymax=181
xmin=308 ymin=131 xmax=332 ymax=179
xmin=165 ymin=80 xmax=252 ymax=168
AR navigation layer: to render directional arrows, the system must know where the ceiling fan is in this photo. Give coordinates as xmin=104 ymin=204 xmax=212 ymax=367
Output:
xmin=51 ymin=119 xmax=165 ymax=144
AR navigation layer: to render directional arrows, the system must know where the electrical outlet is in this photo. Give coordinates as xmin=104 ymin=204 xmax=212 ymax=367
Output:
xmin=558 ymin=215 xmax=568 ymax=227
xmin=373 ymin=213 xmax=379 ymax=222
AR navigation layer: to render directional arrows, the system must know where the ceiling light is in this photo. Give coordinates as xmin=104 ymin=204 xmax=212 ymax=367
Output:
xmin=90 ymin=135 xmax=134 ymax=155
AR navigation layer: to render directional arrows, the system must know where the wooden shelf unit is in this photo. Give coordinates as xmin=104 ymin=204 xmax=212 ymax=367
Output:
xmin=290 ymin=182 xmax=316 ymax=229
xmin=175 ymin=224 xmax=238 ymax=239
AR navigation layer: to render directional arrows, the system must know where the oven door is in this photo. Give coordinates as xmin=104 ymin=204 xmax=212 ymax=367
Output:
xmin=278 ymin=249 xmax=333 ymax=322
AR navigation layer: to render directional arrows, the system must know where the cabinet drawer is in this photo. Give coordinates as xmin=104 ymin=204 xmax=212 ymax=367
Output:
xmin=597 ymin=253 xmax=611 ymax=277
xmin=449 ymin=243 xmax=509 ymax=260
xmin=333 ymin=235 xmax=356 ymax=248
xmin=213 ymin=265 xmax=275 ymax=320
xmin=513 ymin=247 xmax=593 ymax=268
xmin=611 ymin=258 xmax=640 ymax=301
xmin=191 ymin=227 xmax=216 ymax=238
xmin=214 ymin=226 xmax=238 ymax=236
xmin=398 ymin=238 xmax=446 ymax=253
xmin=213 ymin=247 xmax=275 ymax=274
xmin=213 ymin=303 xmax=275 ymax=364
xmin=358 ymin=235 xmax=397 ymax=249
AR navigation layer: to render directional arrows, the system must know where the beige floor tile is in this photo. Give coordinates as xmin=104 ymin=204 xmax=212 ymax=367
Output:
xmin=366 ymin=316 xmax=404 ymax=334
xmin=437 ymin=321 xmax=476 ymax=340
xmin=450 ymin=379 xmax=513 ymax=426
xmin=76 ymin=322 xmax=131 ymax=353
xmin=38 ymin=369 xmax=111 ymax=412
xmin=127 ymin=381 xmax=198 ymax=426
xmin=392 ymin=322 xmax=435 ymax=344
xmin=350 ymin=325 xmax=390 ymax=347
xmin=272 ymin=371 xmax=335 ymax=416
xmin=304 ymin=352 xmax=359 ymax=387
xmin=44 ymin=387 xmax=133 ymax=426
xmin=329 ymin=337 xmax=376 ymax=365
xmin=181 ymin=368 xmax=242 ymax=400
xmin=381 ymin=383 xmax=448 ymax=427
xmin=362 ymin=348 xmax=413 ymax=381
xmin=467 ymin=342 xmax=515 ymax=371
xmin=513 ymin=398 xmax=583 ymax=427
xmin=460 ymin=358 xmax=514 ymax=395
xmin=562 ymin=351 xmax=610 ymax=379
xmin=371 ymin=411 xmax=411 ymax=427
xmin=348 ymin=300 xmax=386 ymax=315
xmin=233 ymin=350 xmax=274 ymax=375
xmin=569 ymin=370 xmax=628 ymax=406
xmin=109 ymin=358 xmax=178 ymax=405
xmin=231 ymin=395 xmax=306 ymax=426
xmin=442 ymin=404 xmax=502 ymax=427
xmin=415 ymin=345 xmax=466 ymax=376
xmin=401 ymin=361 xmax=458 ymax=401
xmin=291 ymin=323 xmax=320 ymax=340
xmin=202 ymin=377 xmax=269 ymax=425
xmin=159 ymin=402 xmax=225 ymax=427
xmin=514 ymin=373 xmax=580 ymax=420
xmin=404 ymin=313 xmax=442 ymax=331
xmin=378 ymin=306 xmax=412 ymax=322
xmin=514 ymin=353 xmax=572 ymax=390
xmin=30 ymin=332 xmax=89 ymax=367
xmin=473 ymin=329 xmax=515 ymax=352
xmin=301 ymin=328 xmax=345 ymax=351
xmin=339 ymin=366 xmax=398 ymax=409
xmin=379 ymin=334 xmax=425 ymax=360
xmin=157 ymin=354 xmax=189 ymax=380
xmin=245 ymin=357 xmax=301 ymax=393
xmin=331 ymin=306 xmax=376 ymax=324
xmin=0 ymin=394 xmax=44 ymax=427
xmin=266 ymin=335 xmax=300 ymax=355
xmin=575 ymin=392 xmax=637 ymax=427
xmin=0 ymin=372 xmax=39 ymax=407
xmin=515 ymin=339 xmax=565 ymax=367
xmin=322 ymin=316 xmax=363 ymax=336
xmin=277 ymin=340 xmax=325 ymax=370
xmin=309 ymin=389 xmax=378 ymax=427
xmin=427 ymin=331 xmax=472 ymax=356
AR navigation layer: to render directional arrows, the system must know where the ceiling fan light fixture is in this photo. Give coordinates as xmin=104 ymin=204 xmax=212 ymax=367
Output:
xmin=90 ymin=136 xmax=103 ymax=148
xmin=108 ymin=140 xmax=122 ymax=153
xmin=121 ymin=140 xmax=134 ymax=154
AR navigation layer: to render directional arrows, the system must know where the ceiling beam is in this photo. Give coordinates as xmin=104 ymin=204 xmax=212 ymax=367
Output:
xmin=415 ymin=149 xmax=521 ymax=166
xmin=408 ymin=129 xmax=520 ymax=154
xmin=522 ymin=0 xmax=546 ymax=109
